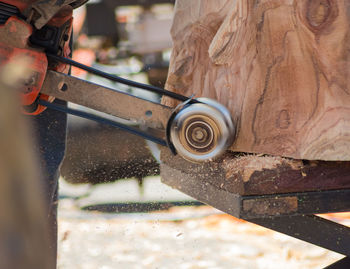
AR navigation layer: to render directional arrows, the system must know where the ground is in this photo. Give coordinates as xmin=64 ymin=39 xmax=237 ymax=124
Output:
xmin=57 ymin=177 xmax=347 ymax=269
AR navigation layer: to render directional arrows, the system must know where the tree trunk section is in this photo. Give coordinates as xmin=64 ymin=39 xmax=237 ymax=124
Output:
xmin=164 ymin=0 xmax=350 ymax=161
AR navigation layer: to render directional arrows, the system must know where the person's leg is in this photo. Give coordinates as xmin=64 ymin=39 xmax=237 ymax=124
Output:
xmin=30 ymin=98 xmax=67 ymax=268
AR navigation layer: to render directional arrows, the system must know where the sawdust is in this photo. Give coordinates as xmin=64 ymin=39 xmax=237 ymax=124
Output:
xmin=223 ymin=154 xmax=303 ymax=182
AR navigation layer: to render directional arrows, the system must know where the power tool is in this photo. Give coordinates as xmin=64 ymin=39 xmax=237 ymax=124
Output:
xmin=0 ymin=0 xmax=235 ymax=162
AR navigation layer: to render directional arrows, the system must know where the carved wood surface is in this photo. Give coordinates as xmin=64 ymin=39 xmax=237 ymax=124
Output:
xmin=164 ymin=0 xmax=350 ymax=160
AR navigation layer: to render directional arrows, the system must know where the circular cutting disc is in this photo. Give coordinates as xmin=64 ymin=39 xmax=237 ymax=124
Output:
xmin=170 ymin=98 xmax=235 ymax=162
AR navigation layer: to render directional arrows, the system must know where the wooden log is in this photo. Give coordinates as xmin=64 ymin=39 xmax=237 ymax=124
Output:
xmin=0 ymin=59 xmax=53 ymax=268
xmin=164 ymin=0 xmax=350 ymax=161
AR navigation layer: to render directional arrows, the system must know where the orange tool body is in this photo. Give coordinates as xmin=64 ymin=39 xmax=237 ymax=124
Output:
xmin=0 ymin=0 xmax=73 ymax=114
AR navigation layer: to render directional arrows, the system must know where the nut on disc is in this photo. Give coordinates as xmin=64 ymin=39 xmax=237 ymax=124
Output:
xmin=170 ymin=98 xmax=235 ymax=162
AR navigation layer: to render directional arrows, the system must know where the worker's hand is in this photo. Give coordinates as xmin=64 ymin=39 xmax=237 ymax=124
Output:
xmin=28 ymin=5 xmax=74 ymax=115
xmin=0 ymin=16 xmax=48 ymax=114
xmin=45 ymin=5 xmax=74 ymax=73
xmin=0 ymin=5 xmax=73 ymax=115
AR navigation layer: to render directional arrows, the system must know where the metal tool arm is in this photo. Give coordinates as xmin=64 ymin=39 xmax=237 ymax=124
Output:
xmin=41 ymin=70 xmax=173 ymax=130
xmin=40 ymin=55 xmax=235 ymax=162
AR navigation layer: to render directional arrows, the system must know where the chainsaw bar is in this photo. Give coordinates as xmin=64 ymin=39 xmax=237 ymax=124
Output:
xmin=38 ymin=99 xmax=168 ymax=147
xmin=41 ymin=70 xmax=172 ymax=130
xmin=40 ymin=54 xmax=235 ymax=162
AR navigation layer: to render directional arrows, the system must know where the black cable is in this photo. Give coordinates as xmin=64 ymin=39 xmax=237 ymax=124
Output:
xmin=47 ymin=53 xmax=198 ymax=103
xmin=38 ymin=99 xmax=168 ymax=147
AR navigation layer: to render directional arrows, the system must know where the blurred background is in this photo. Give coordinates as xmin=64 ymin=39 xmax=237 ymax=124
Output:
xmin=61 ymin=0 xmax=175 ymax=188
xmin=57 ymin=1 xmax=348 ymax=268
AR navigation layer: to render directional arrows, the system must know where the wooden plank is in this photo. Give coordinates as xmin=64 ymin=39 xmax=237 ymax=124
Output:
xmin=0 ymin=59 xmax=53 ymax=268
xmin=164 ymin=0 xmax=350 ymax=161
xmin=240 ymin=189 xmax=350 ymax=218
xmin=161 ymin=148 xmax=350 ymax=196
xmin=160 ymin=162 xmax=242 ymax=217
xmin=161 ymin=152 xmax=350 ymax=217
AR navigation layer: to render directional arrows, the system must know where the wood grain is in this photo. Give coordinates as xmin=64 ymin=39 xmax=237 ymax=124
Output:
xmin=164 ymin=0 xmax=350 ymax=160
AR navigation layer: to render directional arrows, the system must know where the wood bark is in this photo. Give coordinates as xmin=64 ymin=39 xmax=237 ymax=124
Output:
xmin=164 ymin=0 xmax=350 ymax=161
xmin=0 ymin=59 xmax=53 ymax=269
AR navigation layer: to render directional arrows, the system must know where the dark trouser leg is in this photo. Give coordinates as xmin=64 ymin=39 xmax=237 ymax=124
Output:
xmin=29 ymin=99 xmax=67 ymax=268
